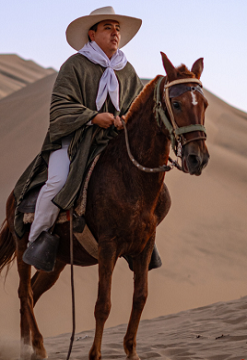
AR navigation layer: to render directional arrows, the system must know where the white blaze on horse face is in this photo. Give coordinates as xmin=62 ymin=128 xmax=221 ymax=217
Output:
xmin=191 ymin=91 xmax=198 ymax=106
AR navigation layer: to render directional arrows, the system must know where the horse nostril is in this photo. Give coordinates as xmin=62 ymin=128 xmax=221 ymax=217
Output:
xmin=187 ymin=154 xmax=201 ymax=167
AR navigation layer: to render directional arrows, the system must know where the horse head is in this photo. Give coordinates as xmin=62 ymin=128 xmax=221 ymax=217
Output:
xmin=160 ymin=52 xmax=209 ymax=175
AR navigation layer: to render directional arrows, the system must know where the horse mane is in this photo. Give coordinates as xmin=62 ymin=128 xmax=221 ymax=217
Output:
xmin=125 ymin=64 xmax=195 ymax=124
xmin=125 ymin=76 xmax=160 ymax=124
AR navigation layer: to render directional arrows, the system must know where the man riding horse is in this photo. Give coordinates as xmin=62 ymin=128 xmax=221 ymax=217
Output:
xmin=14 ymin=6 xmax=162 ymax=271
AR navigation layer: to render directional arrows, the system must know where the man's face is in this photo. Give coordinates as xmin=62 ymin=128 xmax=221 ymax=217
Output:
xmin=88 ymin=20 xmax=121 ymax=59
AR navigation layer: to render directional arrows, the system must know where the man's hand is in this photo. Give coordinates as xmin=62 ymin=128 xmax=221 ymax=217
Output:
xmin=92 ymin=113 xmax=114 ymax=128
xmin=92 ymin=113 xmax=125 ymax=130
xmin=114 ymin=115 xmax=125 ymax=130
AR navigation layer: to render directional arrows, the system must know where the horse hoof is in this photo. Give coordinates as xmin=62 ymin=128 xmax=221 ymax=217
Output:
xmin=20 ymin=343 xmax=32 ymax=360
xmin=31 ymin=353 xmax=48 ymax=360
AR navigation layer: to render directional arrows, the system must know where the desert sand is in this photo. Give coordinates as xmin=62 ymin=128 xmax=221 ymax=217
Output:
xmin=1 ymin=296 xmax=247 ymax=359
xmin=0 ymin=54 xmax=55 ymax=99
xmin=0 ymin=55 xmax=247 ymax=359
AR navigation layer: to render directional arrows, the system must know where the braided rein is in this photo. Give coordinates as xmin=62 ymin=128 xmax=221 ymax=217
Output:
xmin=121 ymin=117 xmax=182 ymax=173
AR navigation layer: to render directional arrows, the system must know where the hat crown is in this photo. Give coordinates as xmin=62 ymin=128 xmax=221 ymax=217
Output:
xmin=90 ymin=6 xmax=116 ymax=16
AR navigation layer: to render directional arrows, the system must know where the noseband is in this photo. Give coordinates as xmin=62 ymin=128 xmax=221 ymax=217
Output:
xmin=154 ymin=76 xmax=207 ymax=157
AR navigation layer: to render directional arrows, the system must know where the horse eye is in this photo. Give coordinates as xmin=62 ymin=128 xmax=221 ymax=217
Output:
xmin=172 ymin=101 xmax=180 ymax=110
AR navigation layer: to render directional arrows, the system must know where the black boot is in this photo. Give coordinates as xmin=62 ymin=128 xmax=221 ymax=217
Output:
xmin=148 ymin=244 xmax=162 ymax=270
xmin=123 ymin=244 xmax=162 ymax=271
xmin=22 ymin=231 xmax=60 ymax=272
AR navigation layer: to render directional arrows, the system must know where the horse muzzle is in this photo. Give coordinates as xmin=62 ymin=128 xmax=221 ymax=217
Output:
xmin=182 ymin=142 xmax=209 ymax=176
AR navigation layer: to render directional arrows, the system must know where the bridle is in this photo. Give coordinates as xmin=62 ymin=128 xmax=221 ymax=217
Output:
xmin=121 ymin=76 xmax=207 ymax=173
xmin=154 ymin=76 xmax=207 ymax=158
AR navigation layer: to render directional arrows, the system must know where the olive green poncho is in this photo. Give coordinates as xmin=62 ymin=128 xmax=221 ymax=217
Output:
xmin=14 ymin=54 xmax=143 ymax=238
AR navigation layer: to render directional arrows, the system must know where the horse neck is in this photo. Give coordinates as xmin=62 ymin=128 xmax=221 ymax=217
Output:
xmin=125 ymin=77 xmax=170 ymax=177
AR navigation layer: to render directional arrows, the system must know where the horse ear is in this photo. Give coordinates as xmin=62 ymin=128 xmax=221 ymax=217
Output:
xmin=191 ymin=58 xmax=204 ymax=79
xmin=160 ymin=52 xmax=177 ymax=81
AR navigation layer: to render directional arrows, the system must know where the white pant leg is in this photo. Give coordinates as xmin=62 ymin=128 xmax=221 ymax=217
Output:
xmin=28 ymin=142 xmax=70 ymax=242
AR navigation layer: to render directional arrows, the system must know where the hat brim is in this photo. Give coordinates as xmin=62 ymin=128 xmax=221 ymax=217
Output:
xmin=66 ymin=13 xmax=142 ymax=51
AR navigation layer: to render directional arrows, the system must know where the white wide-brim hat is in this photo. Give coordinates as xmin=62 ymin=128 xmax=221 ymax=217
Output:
xmin=66 ymin=6 xmax=142 ymax=50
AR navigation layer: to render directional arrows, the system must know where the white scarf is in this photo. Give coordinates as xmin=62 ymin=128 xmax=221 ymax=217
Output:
xmin=78 ymin=41 xmax=127 ymax=111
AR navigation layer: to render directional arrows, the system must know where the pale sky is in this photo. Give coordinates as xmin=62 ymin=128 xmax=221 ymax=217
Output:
xmin=1 ymin=0 xmax=247 ymax=112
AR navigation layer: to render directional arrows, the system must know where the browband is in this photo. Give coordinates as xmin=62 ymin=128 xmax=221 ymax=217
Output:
xmin=169 ymin=84 xmax=204 ymax=98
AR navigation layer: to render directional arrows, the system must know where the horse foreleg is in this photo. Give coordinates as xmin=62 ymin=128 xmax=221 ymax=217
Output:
xmin=16 ymin=238 xmax=47 ymax=360
xmin=124 ymin=234 xmax=155 ymax=360
xmin=89 ymin=245 xmax=117 ymax=360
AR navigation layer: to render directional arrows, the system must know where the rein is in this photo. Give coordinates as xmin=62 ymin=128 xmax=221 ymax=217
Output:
xmin=121 ymin=118 xmax=182 ymax=172
xmin=121 ymin=118 xmax=181 ymax=172
xmin=66 ymin=207 xmax=76 ymax=360
xmin=121 ymin=76 xmax=207 ymax=173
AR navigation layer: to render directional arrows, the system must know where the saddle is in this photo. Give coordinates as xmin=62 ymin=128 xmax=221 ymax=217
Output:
xmin=18 ymin=155 xmax=101 ymax=261
xmin=17 ymin=186 xmax=86 ymax=232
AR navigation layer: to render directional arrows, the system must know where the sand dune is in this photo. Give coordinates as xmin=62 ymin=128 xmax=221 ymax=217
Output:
xmin=0 ymin=54 xmax=56 ymax=99
xmin=39 ymin=295 xmax=247 ymax=359
xmin=1 ymin=296 xmax=247 ymax=359
xmin=0 ymin=55 xmax=247 ymax=359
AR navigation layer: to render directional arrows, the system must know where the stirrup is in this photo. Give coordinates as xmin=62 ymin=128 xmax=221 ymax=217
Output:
xmin=123 ymin=244 xmax=162 ymax=271
xmin=22 ymin=231 xmax=60 ymax=272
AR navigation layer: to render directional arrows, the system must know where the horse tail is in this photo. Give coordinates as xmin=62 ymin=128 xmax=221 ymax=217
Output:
xmin=0 ymin=219 xmax=16 ymax=276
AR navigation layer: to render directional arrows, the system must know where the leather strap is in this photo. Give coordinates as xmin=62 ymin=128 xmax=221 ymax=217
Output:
xmin=154 ymin=77 xmax=207 ymax=154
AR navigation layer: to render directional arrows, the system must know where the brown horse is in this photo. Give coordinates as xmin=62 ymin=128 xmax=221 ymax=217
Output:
xmin=0 ymin=53 xmax=209 ymax=360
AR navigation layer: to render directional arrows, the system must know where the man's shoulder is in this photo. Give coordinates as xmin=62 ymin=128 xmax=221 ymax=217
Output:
xmin=59 ymin=53 xmax=101 ymax=72
xmin=61 ymin=53 xmax=89 ymax=67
